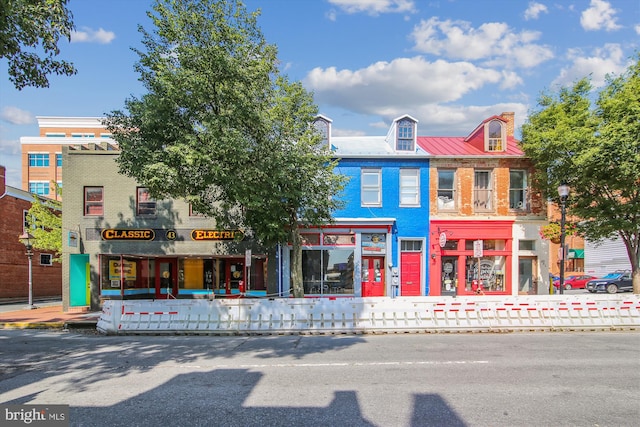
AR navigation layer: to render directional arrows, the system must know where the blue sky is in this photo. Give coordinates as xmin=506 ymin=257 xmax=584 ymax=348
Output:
xmin=1 ymin=0 xmax=638 ymax=188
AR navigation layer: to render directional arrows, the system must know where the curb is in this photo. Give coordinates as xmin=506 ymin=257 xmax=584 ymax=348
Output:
xmin=0 ymin=320 xmax=99 ymax=330
xmin=0 ymin=321 xmax=66 ymax=329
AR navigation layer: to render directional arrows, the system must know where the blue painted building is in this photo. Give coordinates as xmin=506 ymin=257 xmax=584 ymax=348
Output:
xmin=281 ymin=115 xmax=432 ymax=297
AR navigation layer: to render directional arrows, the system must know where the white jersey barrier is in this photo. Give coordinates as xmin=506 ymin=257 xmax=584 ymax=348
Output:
xmin=97 ymin=294 xmax=640 ymax=334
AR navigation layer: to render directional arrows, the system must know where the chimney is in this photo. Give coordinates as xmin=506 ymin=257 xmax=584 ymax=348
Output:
xmin=501 ymin=112 xmax=515 ymax=137
xmin=0 ymin=165 xmax=6 ymax=197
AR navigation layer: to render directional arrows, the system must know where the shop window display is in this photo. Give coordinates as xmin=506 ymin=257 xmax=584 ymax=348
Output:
xmin=100 ymin=256 xmax=154 ymax=296
xmin=466 ymin=256 xmax=506 ymax=291
xmin=302 ymin=249 xmax=354 ymax=295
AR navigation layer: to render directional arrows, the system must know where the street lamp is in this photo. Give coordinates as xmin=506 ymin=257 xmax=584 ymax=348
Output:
xmin=557 ymin=183 xmax=570 ymax=295
xmin=18 ymin=232 xmax=37 ymax=309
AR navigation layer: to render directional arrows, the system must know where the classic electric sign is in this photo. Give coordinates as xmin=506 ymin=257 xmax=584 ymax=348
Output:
xmin=101 ymin=229 xmax=155 ymax=241
xmin=191 ymin=230 xmax=243 ymax=241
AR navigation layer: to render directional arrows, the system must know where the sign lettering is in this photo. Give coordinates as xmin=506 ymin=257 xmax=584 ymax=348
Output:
xmin=101 ymin=229 xmax=155 ymax=241
xmin=191 ymin=230 xmax=243 ymax=241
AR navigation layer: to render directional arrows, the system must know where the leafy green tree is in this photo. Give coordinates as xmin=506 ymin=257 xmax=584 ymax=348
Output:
xmin=105 ymin=0 xmax=346 ymax=298
xmin=521 ymin=56 xmax=640 ymax=293
xmin=0 ymin=0 xmax=76 ymax=89
xmin=26 ymin=189 xmax=62 ymax=261
xmin=238 ymin=76 xmax=347 ymax=298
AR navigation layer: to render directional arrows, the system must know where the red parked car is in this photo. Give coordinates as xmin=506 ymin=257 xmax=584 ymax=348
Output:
xmin=553 ymin=274 xmax=598 ymax=290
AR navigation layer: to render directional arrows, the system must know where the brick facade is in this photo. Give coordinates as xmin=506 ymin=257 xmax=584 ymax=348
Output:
xmin=0 ymin=166 xmax=62 ymax=300
xmin=20 ymin=117 xmax=107 ymax=201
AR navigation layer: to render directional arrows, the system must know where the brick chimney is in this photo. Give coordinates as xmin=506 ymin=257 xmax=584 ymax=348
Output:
xmin=0 ymin=165 xmax=6 ymax=197
xmin=501 ymin=112 xmax=515 ymax=137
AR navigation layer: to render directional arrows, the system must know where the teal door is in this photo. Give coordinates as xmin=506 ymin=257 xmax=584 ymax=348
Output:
xmin=70 ymin=254 xmax=90 ymax=307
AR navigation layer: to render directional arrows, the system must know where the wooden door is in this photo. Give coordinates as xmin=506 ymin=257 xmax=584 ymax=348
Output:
xmin=400 ymin=252 xmax=422 ymax=296
xmin=362 ymin=256 xmax=385 ymax=296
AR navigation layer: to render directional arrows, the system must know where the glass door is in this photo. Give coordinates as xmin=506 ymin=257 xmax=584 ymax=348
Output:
xmin=156 ymin=258 xmax=178 ymax=299
xmin=441 ymin=256 xmax=457 ymax=296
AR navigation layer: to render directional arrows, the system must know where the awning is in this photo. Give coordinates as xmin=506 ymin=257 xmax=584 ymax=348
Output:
xmin=568 ymin=249 xmax=584 ymax=259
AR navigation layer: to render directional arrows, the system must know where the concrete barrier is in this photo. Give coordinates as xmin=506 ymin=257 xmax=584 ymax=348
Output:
xmin=96 ymin=294 xmax=640 ymax=335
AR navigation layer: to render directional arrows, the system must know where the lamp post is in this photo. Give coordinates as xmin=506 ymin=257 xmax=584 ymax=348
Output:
xmin=19 ymin=232 xmax=37 ymax=309
xmin=557 ymin=183 xmax=570 ymax=295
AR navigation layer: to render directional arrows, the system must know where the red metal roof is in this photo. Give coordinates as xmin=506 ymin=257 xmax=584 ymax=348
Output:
xmin=417 ymin=135 xmax=524 ymax=157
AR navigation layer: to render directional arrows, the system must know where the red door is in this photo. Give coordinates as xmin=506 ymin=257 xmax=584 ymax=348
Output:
xmin=401 ymin=252 xmax=422 ymax=296
xmin=362 ymin=257 xmax=385 ymax=296
xmin=156 ymin=258 xmax=178 ymax=299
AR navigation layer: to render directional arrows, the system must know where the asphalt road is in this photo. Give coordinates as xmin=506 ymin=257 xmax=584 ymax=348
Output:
xmin=0 ymin=330 xmax=638 ymax=426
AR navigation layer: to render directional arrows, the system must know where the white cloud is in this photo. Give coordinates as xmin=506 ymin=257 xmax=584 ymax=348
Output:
xmin=552 ymin=44 xmax=628 ymax=88
xmin=635 ymin=24 xmax=640 ymax=35
xmin=524 ymin=2 xmax=548 ymax=20
xmin=408 ymin=103 xmax=529 ymax=136
xmin=305 ymin=56 xmax=519 ymax=117
xmin=328 ymin=0 xmax=416 ymax=15
xmin=410 ymin=17 xmax=553 ymax=68
xmin=580 ymin=0 xmax=621 ymax=32
xmin=0 ymin=106 xmax=34 ymax=125
xmin=71 ymin=27 xmax=116 ymax=44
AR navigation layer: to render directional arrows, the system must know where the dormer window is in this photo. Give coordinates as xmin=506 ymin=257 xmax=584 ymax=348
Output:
xmin=486 ymin=120 xmax=505 ymax=152
xmin=312 ymin=115 xmax=331 ymax=149
xmin=396 ymin=119 xmax=415 ymax=151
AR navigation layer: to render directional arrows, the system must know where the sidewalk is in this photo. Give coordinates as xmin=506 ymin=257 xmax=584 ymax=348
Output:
xmin=0 ymin=303 xmax=100 ymax=330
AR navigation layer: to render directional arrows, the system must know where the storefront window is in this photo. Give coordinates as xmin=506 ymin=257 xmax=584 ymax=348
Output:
xmin=465 ymin=239 xmax=504 ymax=250
xmin=100 ymin=255 xmax=154 ymax=296
xmin=302 ymin=249 xmax=354 ymax=295
xmin=301 ymin=233 xmax=320 ymax=245
xmin=180 ymin=258 xmax=266 ymax=295
xmin=442 ymin=239 xmax=458 ymax=250
xmin=465 ymin=256 xmax=506 ymax=292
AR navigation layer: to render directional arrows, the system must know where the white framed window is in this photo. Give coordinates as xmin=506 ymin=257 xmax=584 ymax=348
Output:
xmin=396 ymin=119 xmax=415 ymax=151
xmin=84 ymin=186 xmax=104 ymax=216
xmin=400 ymin=169 xmax=419 ymax=206
xmin=485 ymin=120 xmax=505 ymax=152
xmin=29 ymin=181 xmax=50 ymax=195
xmin=40 ymin=254 xmax=53 ymax=266
xmin=509 ymin=170 xmax=529 ymax=211
xmin=28 ymin=153 xmax=49 ymax=167
xmin=474 ymin=170 xmax=493 ymax=211
xmin=136 ymin=187 xmax=156 ymax=216
xmin=23 ymin=210 xmax=44 ymax=232
xmin=312 ymin=116 xmax=331 ymax=149
xmin=437 ymin=169 xmax=456 ymax=211
xmin=361 ymin=168 xmax=382 ymax=206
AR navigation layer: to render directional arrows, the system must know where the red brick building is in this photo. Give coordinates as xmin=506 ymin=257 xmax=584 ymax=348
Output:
xmin=0 ymin=165 xmax=62 ymax=300
xmin=419 ymin=113 xmax=549 ymax=296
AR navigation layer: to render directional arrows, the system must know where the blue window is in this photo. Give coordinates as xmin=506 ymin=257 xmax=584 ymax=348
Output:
xmin=29 ymin=182 xmax=50 ymax=195
xmin=56 ymin=154 xmax=62 ymax=167
xmin=28 ymin=154 xmax=50 ymax=167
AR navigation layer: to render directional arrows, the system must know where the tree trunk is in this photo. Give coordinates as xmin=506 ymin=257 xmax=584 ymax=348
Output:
xmin=290 ymin=227 xmax=304 ymax=298
xmin=621 ymin=234 xmax=640 ymax=294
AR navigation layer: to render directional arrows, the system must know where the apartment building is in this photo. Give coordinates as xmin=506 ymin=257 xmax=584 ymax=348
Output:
xmin=20 ymin=117 xmax=112 ymax=200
